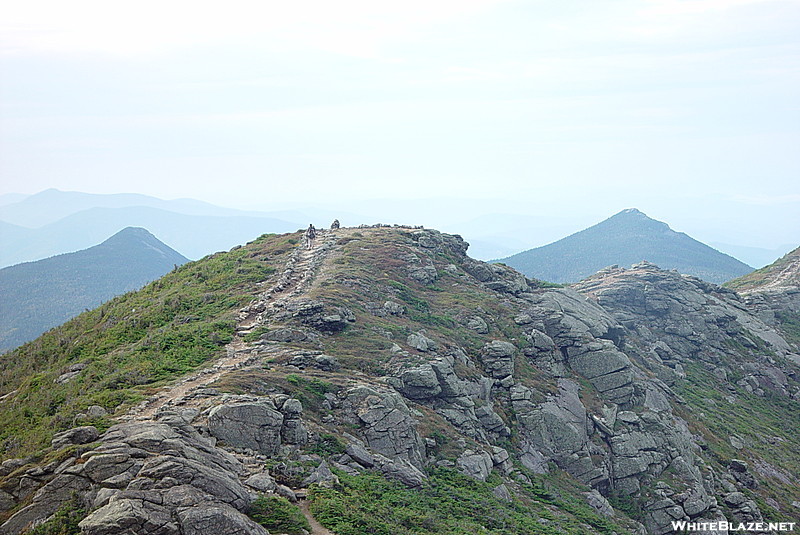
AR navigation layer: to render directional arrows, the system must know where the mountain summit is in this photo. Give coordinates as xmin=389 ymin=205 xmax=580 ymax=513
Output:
xmin=497 ymin=208 xmax=753 ymax=284
xmin=0 ymin=227 xmax=188 ymax=353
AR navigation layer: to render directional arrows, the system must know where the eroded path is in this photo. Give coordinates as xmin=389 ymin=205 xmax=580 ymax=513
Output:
xmin=124 ymin=230 xmax=335 ymax=421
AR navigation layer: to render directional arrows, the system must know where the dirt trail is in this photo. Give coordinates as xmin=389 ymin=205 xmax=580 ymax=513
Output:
xmin=125 ymin=231 xmax=333 ymax=421
xmin=299 ymin=501 xmax=335 ymax=535
xmin=237 ymin=232 xmax=323 ymax=335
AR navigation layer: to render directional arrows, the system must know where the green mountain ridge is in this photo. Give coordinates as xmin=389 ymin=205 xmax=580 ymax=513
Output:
xmin=0 ymin=227 xmax=190 ymax=353
xmin=497 ymin=209 xmax=754 ymax=284
xmin=0 ymin=226 xmax=797 ymax=535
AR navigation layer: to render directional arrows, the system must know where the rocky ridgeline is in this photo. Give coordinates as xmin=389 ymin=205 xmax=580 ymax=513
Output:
xmin=573 ymin=262 xmax=799 ymax=399
xmin=733 ymin=248 xmax=800 ymax=357
xmin=238 ymin=229 xmax=338 ymax=337
xmin=1 ymin=228 xmax=798 ymax=534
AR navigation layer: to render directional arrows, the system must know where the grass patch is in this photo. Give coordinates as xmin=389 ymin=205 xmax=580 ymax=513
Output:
xmin=310 ymin=467 xmax=625 ymax=535
xmin=0 ymin=234 xmax=293 ymax=458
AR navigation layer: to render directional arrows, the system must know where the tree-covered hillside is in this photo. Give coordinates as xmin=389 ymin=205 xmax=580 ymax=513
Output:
xmin=498 ymin=209 xmax=753 ymax=284
xmin=0 ymin=228 xmax=190 ymax=353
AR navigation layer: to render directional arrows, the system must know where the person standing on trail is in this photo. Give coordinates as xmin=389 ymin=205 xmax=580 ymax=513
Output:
xmin=331 ymin=219 xmax=340 ymax=230
xmin=304 ymin=224 xmax=317 ymax=249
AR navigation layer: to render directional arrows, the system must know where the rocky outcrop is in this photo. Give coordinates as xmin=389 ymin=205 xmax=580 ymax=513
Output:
xmin=208 ymin=400 xmax=284 ymax=456
xmin=340 ymin=386 xmax=426 ymax=469
xmin=463 ymin=260 xmax=531 ymax=296
xmin=51 ymin=426 xmax=100 ymax=450
xmin=273 ymin=299 xmax=356 ymax=333
xmin=480 ymin=340 xmax=516 ymax=380
xmin=1 ymin=413 xmax=265 ymax=535
xmin=574 ymin=263 xmax=792 ymax=361
xmin=518 ymin=288 xmax=634 ymax=403
xmin=387 ymin=355 xmax=501 ymax=441
xmin=456 ymin=450 xmax=493 ymax=481
xmin=574 ymin=263 xmax=799 ymax=401
xmin=512 ymin=379 xmax=607 ymax=486
xmin=206 ymin=395 xmax=308 ymax=457
xmin=407 ymin=331 xmax=438 ymax=352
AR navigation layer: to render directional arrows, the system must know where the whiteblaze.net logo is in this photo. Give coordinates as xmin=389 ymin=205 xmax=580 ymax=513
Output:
xmin=671 ymin=520 xmax=797 ymax=532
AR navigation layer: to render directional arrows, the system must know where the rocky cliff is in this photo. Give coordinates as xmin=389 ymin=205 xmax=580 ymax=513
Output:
xmin=1 ymin=227 xmax=798 ymax=534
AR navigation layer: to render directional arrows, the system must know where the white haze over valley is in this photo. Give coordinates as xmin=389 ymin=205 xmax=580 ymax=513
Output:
xmin=1 ymin=1 xmax=798 ymax=264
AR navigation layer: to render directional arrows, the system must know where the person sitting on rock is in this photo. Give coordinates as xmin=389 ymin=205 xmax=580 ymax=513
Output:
xmin=304 ymin=224 xmax=317 ymax=249
xmin=331 ymin=219 xmax=340 ymax=229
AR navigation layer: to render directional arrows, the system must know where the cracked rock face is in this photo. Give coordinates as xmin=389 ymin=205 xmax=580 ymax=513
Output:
xmin=341 ymin=386 xmax=426 ymax=469
xmin=2 ymin=415 xmax=264 ymax=535
xmin=513 ymin=379 xmax=608 ymax=487
xmin=574 ymin=264 xmax=792 ymax=362
xmin=208 ymin=401 xmax=284 ymax=456
xmin=480 ymin=340 xmax=516 ymax=379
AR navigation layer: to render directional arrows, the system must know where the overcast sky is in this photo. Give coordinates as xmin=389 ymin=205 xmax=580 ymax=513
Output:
xmin=1 ymin=0 xmax=798 ymax=248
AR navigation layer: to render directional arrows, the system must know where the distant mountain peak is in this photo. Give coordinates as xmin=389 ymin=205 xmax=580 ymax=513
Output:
xmin=106 ymin=226 xmax=158 ymax=241
xmin=497 ymin=210 xmax=752 ymax=284
xmin=98 ymin=227 xmax=176 ymax=252
xmin=618 ymin=207 xmax=645 ymax=215
xmin=0 ymin=228 xmax=189 ymax=353
xmin=604 ymin=208 xmax=670 ymax=232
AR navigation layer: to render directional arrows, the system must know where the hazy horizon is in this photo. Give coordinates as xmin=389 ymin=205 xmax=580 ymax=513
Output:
xmin=0 ymin=188 xmax=796 ymax=269
xmin=2 ymin=1 xmax=798 ymax=252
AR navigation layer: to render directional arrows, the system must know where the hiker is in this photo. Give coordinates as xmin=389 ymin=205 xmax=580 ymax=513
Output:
xmin=304 ymin=224 xmax=317 ymax=249
xmin=331 ymin=219 xmax=340 ymax=230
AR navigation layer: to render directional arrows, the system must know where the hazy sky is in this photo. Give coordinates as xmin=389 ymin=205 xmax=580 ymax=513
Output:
xmin=1 ymin=0 xmax=799 ymax=248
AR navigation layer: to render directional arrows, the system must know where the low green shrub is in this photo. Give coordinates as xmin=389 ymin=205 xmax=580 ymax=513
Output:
xmin=249 ymin=495 xmax=310 ymax=535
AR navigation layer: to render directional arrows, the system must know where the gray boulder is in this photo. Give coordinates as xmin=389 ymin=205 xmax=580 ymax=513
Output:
xmin=178 ymin=504 xmax=269 ymax=535
xmin=377 ymin=457 xmax=426 ymax=488
xmin=208 ymin=401 xmax=284 ymax=456
xmin=341 ymin=386 xmax=425 ymax=468
xmin=395 ymin=364 xmax=442 ymax=399
xmin=492 ymin=484 xmax=512 ymax=502
xmin=463 ymin=261 xmax=529 ymax=295
xmin=457 ymin=450 xmax=493 ymax=481
xmin=480 ymin=340 xmax=516 ymax=379
xmin=80 ymin=498 xmax=178 ymax=535
xmin=407 ymin=332 xmax=438 ymax=352
xmin=585 ymin=489 xmax=615 ymax=517
xmin=244 ymin=473 xmax=276 ymax=492
xmin=345 ymin=443 xmax=375 ymax=468
xmin=466 ymin=316 xmax=489 ymax=334
xmin=383 ymin=301 xmax=405 ymax=315
xmin=302 ymin=461 xmax=340 ymax=488
xmin=51 ymin=426 xmax=99 ymax=450
xmin=409 ymin=263 xmax=438 ymax=284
